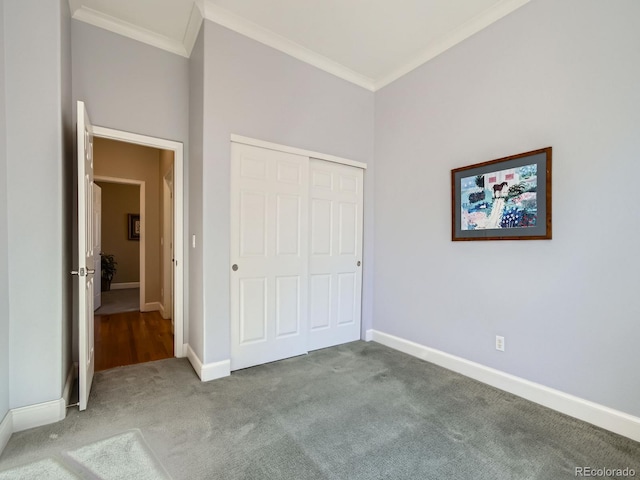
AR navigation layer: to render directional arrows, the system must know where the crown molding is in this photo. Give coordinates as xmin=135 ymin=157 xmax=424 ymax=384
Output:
xmin=68 ymin=0 xmax=83 ymax=14
xmin=71 ymin=5 xmax=190 ymax=58
xmin=201 ymin=0 xmax=375 ymax=91
xmin=184 ymin=2 xmax=204 ymax=56
xmin=375 ymin=0 xmax=531 ymax=90
xmin=69 ymin=0 xmax=529 ymax=90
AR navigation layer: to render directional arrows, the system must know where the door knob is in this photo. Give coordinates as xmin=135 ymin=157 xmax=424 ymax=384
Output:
xmin=87 ymin=269 xmax=96 ymax=275
xmin=357 ymin=261 xmax=361 ymax=267
xmin=232 ymin=264 xmax=238 ymax=271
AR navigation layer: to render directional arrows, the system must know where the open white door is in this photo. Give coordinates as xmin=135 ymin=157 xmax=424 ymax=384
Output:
xmin=77 ymin=101 xmax=95 ymax=411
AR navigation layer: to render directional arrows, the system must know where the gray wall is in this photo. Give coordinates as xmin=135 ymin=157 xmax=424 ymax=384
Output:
xmin=188 ymin=27 xmax=204 ymax=359
xmin=71 ymin=20 xmax=190 ymax=354
xmin=71 ymin=21 xmax=190 ymax=144
xmin=374 ymin=0 xmax=640 ymax=417
xmin=4 ymin=0 xmax=69 ymax=408
xmin=200 ymin=21 xmax=375 ymax=364
xmin=0 ymin=0 xmax=10 ymax=420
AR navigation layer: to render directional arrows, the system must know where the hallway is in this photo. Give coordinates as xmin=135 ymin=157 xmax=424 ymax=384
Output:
xmin=95 ymin=287 xmax=139 ymax=316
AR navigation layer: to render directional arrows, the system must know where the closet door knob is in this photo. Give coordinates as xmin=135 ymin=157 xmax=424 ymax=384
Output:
xmin=357 ymin=261 xmax=361 ymax=267
xmin=232 ymin=264 xmax=238 ymax=271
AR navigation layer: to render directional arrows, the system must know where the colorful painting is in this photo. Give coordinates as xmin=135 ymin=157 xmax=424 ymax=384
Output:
xmin=451 ymin=147 xmax=552 ymax=241
xmin=460 ymin=164 xmax=538 ymax=231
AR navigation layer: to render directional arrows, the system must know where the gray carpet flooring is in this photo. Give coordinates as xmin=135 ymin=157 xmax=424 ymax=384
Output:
xmin=1 ymin=341 xmax=638 ymax=479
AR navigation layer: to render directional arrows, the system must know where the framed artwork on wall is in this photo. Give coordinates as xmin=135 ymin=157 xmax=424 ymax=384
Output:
xmin=451 ymin=147 xmax=552 ymax=241
xmin=128 ymin=213 xmax=140 ymax=241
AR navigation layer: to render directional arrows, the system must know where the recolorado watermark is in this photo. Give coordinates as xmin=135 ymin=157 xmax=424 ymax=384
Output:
xmin=575 ymin=467 xmax=636 ymax=477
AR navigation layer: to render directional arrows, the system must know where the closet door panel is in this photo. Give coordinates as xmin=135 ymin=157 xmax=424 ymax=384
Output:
xmin=308 ymin=159 xmax=363 ymax=351
xmin=231 ymin=143 xmax=309 ymax=370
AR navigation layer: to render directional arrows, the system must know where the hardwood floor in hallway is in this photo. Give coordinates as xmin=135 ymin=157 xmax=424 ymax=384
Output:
xmin=94 ymin=311 xmax=174 ymax=371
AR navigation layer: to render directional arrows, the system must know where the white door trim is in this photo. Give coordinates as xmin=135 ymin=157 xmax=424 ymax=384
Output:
xmin=93 ymin=126 xmax=185 ymax=357
xmin=93 ymin=184 xmax=102 ymax=310
xmin=94 ymin=176 xmax=146 ymax=312
xmin=230 ymin=134 xmax=367 ymax=170
xmin=162 ymin=169 xmax=174 ymax=321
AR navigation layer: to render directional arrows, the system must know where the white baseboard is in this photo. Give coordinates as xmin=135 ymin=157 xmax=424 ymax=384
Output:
xmin=159 ymin=303 xmax=171 ymax=320
xmin=63 ymin=363 xmax=78 ymax=407
xmin=0 ymin=369 xmax=74 ymax=456
xmin=186 ymin=345 xmax=230 ymax=382
xmin=140 ymin=302 xmax=162 ymax=313
xmin=364 ymin=329 xmax=374 ymax=342
xmin=0 ymin=410 xmax=13 ymax=456
xmin=110 ymin=282 xmax=140 ymax=290
xmin=186 ymin=345 xmax=203 ymax=376
xmin=11 ymin=398 xmax=66 ymax=433
xmin=372 ymin=330 xmax=640 ymax=443
xmin=201 ymin=359 xmax=231 ymax=382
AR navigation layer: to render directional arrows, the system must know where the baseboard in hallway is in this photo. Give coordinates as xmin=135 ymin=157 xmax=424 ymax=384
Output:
xmin=110 ymin=282 xmax=140 ymax=290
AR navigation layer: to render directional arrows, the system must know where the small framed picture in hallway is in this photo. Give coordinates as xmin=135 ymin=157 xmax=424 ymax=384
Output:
xmin=451 ymin=147 xmax=552 ymax=241
xmin=128 ymin=213 xmax=140 ymax=241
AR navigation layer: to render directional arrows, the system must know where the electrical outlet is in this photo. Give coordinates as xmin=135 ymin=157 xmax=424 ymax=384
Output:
xmin=496 ymin=335 xmax=505 ymax=352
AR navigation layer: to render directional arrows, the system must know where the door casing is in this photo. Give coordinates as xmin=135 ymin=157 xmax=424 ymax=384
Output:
xmin=93 ymin=184 xmax=102 ymax=310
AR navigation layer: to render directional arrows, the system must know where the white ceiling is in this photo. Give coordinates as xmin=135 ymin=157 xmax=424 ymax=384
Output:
xmin=68 ymin=0 xmax=530 ymax=91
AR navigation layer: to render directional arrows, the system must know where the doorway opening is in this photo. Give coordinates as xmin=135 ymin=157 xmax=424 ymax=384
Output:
xmin=91 ymin=127 xmax=185 ymax=371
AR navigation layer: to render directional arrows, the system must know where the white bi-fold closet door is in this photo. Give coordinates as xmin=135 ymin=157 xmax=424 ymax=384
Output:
xmin=230 ymin=141 xmax=363 ymax=371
